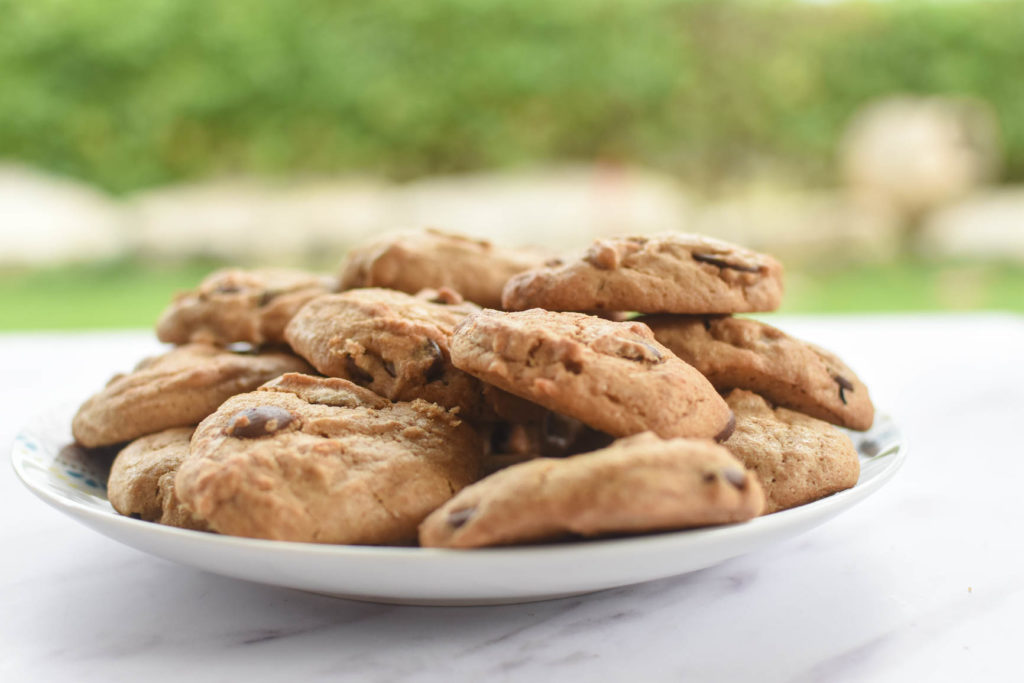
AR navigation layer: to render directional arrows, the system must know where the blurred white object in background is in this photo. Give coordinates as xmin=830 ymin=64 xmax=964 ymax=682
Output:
xmin=127 ymin=166 xmax=693 ymax=264
xmin=841 ymin=96 xmax=1000 ymax=217
xmin=0 ymin=165 xmax=125 ymax=266
xmin=128 ymin=178 xmax=393 ymax=266
xmin=6 ymin=142 xmax=1020 ymax=270
xmin=691 ymin=189 xmax=901 ymax=265
xmin=921 ymin=189 xmax=1024 ymax=263
xmin=392 ymin=165 xmax=692 ymax=250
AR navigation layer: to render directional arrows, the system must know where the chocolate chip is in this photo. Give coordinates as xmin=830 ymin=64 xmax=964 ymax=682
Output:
xmin=258 ymin=289 xmax=283 ymax=306
xmin=722 ymin=467 xmax=748 ymax=489
xmin=423 ymin=339 xmax=446 ymax=383
xmin=714 ymin=412 xmax=736 ymax=443
xmin=344 ymin=355 xmax=374 ymax=385
xmin=702 ymin=317 xmax=712 ymax=332
xmin=692 ymin=252 xmax=762 ymax=273
xmin=834 ymin=374 xmax=854 ymax=405
xmin=563 ymin=358 xmax=584 ymax=374
xmin=383 ymin=361 xmax=396 ymax=378
xmin=448 ymin=508 xmax=475 ymax=529
xmin=226 ymin=405 xmax=296 ymax=439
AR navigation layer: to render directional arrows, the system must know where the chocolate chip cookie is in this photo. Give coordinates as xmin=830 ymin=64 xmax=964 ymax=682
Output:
xmin=107 ymin=428 xmax=209 ymax=530
xmin=156 ymin=268 xmax=338 ymax=346
xmin=419 ymin=432 xmax=764 ymax=548
xmin=285 ymin=287 xmax=493 ymax=417
xmin=450 ymin=309 xmax=733 ymax=440
xmin=72 ymin=344 xmax=312 ymax=447
xmin=642 ymin=315 xmax=874 ymax=430
xmin=502 ymin=233 xmax=784 ymax=314
xmin=722 ymin=390 xmax=860 ymax=514
xmin=339 ymin=228 xmax=547 ymax=308
xmin=175 ymin=373 xmax=483 ymax=544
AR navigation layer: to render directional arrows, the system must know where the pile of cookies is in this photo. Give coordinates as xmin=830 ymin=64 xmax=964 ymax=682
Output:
xmin=73 ymin=229 xmax=873 ymax=548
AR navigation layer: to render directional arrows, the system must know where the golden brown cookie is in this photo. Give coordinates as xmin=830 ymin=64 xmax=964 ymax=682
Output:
xmin=419 ymin=432 xmax=764 ymax=548
xmin=175 ymin=373 xmax=483 ymax=544
xmin=450 ymin=309 xmax=733 ymax=440
xmin=72 ymin=344 xmax=312 ymax=448
xmin=284 ymin=288 xmax=487 ymax=416
xmin=502 ymin=233 xmax=784 ymax=314
xmin=339 ymin=228 xmax=547 ymax=308
xmin=722 ymin=390 xmax=860 ymax=514
xmin=642 ymin=315 xmax=874 ymax=430
xmin=106 ymin=428 xmax=209 ymax=531
xmin=156 ymin=268 xmax=338 ymax=346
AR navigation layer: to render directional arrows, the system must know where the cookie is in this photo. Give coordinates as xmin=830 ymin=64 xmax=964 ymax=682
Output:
xmin=284 ymin=287 xmax=491 ymax=416
xmin=450 ymin=309 xmax=733 ymax=440
xmin=339 ymin=228 xmax=547 ymax=308
xmin=642 ymin=315 xmax=874 ymax=430
xmin=722 ymin=390 xmax=860 ymax=514
xmin=502 ymin=233 xmax=784 ymax=314
xmin=174 ymin=373 xmax=483 ymax=544
xmin=107 ymin=428 xmax=209 ymax=531
xmin=72 ymin=344 xmax=312 ymax=447
xmin=156 ymin=268 xmax=338 ymax=346
xmin=419 ymin=432 xmax=765 ymax=548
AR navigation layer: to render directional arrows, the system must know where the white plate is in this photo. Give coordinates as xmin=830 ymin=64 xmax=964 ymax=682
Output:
xmin=11 ymin=405 xmax=906 ymax=605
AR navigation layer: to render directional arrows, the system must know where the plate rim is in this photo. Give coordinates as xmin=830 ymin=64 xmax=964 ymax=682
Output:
xmin=11 ymin=408 xmax=908 ymax=563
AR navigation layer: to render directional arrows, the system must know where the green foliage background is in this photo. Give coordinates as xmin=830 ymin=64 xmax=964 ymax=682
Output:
xmin=2 ymin=0 xmax=1024 ymax=193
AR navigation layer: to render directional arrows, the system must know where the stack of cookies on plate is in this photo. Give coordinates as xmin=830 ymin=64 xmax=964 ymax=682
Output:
xmin=72 ymin=228 xmax=874 ymax=548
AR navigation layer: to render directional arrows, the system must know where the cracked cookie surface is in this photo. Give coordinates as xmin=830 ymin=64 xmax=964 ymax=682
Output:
xmin=502 ymin=233 xmax=783 ymax=314
xmin=419 ymin=432 xmax=764 ymax=548
xmin=339 ymin=228 xmax=548 ymax=309
xmin=722 ymin=390 xmax=860 ymax=514
xmin=643 ymin=315 xmax=874 ymax=430
xmin=156 ymin=268 xmax=338 ymax=346
xmin=450 ymin=309 xmax=733 ymax=440
xmin=72 ymin=343 xmax=312 ymax=447
xmin=285 ymin=287 xmax=490 ymax=418
xmin=175 ymin=373 xmax=483 ymax=544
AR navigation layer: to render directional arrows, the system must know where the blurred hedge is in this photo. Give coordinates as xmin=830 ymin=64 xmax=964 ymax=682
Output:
xmin=2 ymin=0 xmax=1023 ymax=193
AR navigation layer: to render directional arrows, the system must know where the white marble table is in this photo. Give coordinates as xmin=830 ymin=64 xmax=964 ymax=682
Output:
xmin=3 ymin=314 xmax=1022 ymax=682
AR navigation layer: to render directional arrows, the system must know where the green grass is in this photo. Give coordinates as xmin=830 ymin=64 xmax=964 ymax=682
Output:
xmin=1 ymin=258 xmax=1021 ymax=331
xmin=0 ymin=259 xmax=227 ymax=330
xmin=781 ymin=261 xmax=1024 ymax=314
